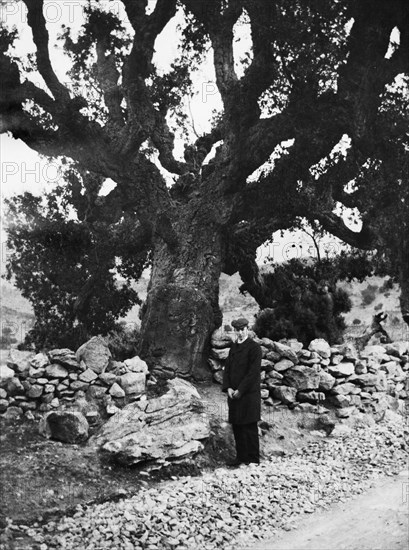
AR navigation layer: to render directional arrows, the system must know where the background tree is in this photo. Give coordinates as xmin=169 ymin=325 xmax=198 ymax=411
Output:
xmin=5 ymin=168 xmax=149 ymax=349
xmin=251 ymin=255 xmax=356 ymax=346
xmin=1 ymin=0 xmax=408 ymax=378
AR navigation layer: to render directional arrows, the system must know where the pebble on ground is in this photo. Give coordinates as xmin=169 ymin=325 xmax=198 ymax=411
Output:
xmin=2 ymin=413 xmax=408 ymax=550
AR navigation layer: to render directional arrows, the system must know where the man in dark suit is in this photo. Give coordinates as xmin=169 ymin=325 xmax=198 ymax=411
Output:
xmin=222 ymin=317 xmax=262 ymax=466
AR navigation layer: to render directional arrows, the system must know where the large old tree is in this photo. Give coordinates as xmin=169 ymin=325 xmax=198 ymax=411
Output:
xmin=1 ymin=0 xmax=408 ymax=378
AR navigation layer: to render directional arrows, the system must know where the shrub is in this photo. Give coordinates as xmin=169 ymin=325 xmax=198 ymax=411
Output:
xmin=361 ymin=284 xmax=378 ymax=306
xmin=374 ymin=302 xmax=383 ymax=311
xmin=253 ymin=258 xmax=352 ymax=346
xmin=353 ymin=318 xmax=362 ymax=325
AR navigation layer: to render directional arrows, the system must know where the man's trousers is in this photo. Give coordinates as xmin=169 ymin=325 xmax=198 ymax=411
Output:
xmin=232 ymin=422 xmax=259 ymax=464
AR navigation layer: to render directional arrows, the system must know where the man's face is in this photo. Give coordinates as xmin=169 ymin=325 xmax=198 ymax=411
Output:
xmin=234 ymin=326 xmax=248 ymax=343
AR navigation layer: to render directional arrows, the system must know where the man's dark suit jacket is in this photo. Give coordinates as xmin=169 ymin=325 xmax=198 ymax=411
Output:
xmin=222 ymin=337 xmax=262 ymax=424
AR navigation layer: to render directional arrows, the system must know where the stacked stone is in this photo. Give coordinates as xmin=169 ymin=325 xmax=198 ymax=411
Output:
xmin=209 ymin=331 xmax=408 ymax=419
xmin=0 ymin=336 xmax=148 ymax=420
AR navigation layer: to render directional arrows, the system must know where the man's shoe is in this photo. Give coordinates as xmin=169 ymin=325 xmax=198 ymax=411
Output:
xmin=226 ymin=459 xmax=242 ymax=467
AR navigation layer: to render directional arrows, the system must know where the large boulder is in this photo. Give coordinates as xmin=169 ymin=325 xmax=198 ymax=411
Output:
xmin=309 ymin=339 xmax=331 ymax=359
xmin=39 ymin=411 xmax=89 ymax=443
xmin=384 ymin=341 xmax=409 ymax=358
xmin=6 ymin=350 xmax=35 ymax=376
xmin=318 ymin=371 xmax=336 ymax=392
xmin=48 ymin=349 xmax=80 ymax=371
xmin=45 ymin=364 xmax=69 ymax=379
xmin=283 ymin=366 xmax=320 ymax=390
xmin=124 ymin=356 xmax=149 ymax=374
xmin=273 ymin=342 xmax=299 ymax=364
xmin=328 ymin=362 xmax=355 ymax=378
xmin=0 ymin=365 xmax=15 ymax=388
xmin=90 ymin=379 xmax=210 ymax=465
xmin=30 ymin=353 xmax=50 ymax=369
xmin=76 ymin=337 xmax=111 ymax=374
xmin=118 ymin=372 xmax=146 ymax=395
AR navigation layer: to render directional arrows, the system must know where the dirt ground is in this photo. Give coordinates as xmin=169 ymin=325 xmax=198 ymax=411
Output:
xmin=0 ymin=383 xmax=322 ymax=531
xmin=254 ymin=469 xmax=409 ymax=550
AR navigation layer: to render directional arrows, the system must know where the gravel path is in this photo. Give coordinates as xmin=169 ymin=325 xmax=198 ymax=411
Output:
xmin=3 ymin=414 xmax=408 ymax=550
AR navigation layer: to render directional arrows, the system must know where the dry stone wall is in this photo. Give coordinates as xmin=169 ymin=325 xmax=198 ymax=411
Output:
xmin=210 ymin=331 xmax=409 ymax=419
xmin=0 ymin=336 xmax=148 ymax=421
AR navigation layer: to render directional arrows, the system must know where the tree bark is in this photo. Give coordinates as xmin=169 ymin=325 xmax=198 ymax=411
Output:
xmin=139 ymin=208 xmax=223 ymax=380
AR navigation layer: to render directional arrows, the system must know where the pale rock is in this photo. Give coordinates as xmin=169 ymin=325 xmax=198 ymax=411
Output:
xmin=28 ymin=366 xmax=46 ymax=379
xmin=295 ymin=402 xmax=317 ymax=413
xmin=30 ymin=353 xmax=49 ymax=369
xmin=79 ymin=368 xmax=98 ymax=383
xmin=86 ymin=385 xmax=108 ymax=400
xmin=330 ymin=354 xmax=344 ymax=365
xmin=273 ymin=342 xmax=299 ymax=363
xmin=45 ymin=364 xmax=69 ymax=379
xmin=210 ymin=348 xmax=230 ymax=361
xmin=284 ymin=339 xmax=304 ymax=354
xmin=332 ymin=342 xmax=358 ymax=361
xmin=274 ymin=359 xmax=294 ymax=372
xmin=271 ymin=386 xmax=298 ymax=405
xmin=283 ymin=366 xmax=320 ymax=390
xmin=48 ymin=349 xmax=79 ymax=371
xmin=99 ymin=372 xmax=118 ymax=385
xmin=336 ymin=406 xmax=357 ymax=418
xmin=0 ymin=388 xmax=7 ymax=399
xmin=119 ymin=372 xmax=146 ymax=395
xmin=260 ymin=389 xmax=270 ymax=399
xmin=44 ymin=384 xmax=55 ymax=394
xmin=211 ymin=331 xmax=233 ymax=349
xmin=261 ymin=337 xmax=275 ymax=350
xmin=318 ymin=371 xmax=336 ymax=391
xmin=24 ymin=411 xmax=35 ymax=421
xmin=361 ymin=345 xmax=387 ymax=358
xmin=381 ymin=361 xmax=405 ymax=379
xmin=69 ymin=373 xmax=78 ymax=381
xmin=50 ymin=398 xmax=60 ymax=408
xmin=107 ymin=403 xmax=121 ymax=416
xmin=331 ymin=382 xmax=361 ymax=395
xmin=265 ymin=350 xmax=282 ymax=362
xmin=384 ymin=341 xmax=408 ymax=357
xmin=27 ymin=385 xmax=43 ymax=398
xmin=39 ymin=410 xmax=89 ymax=443
xmin=350 ymin=372 xmax=387 ymax=391
xmin=330 ymin=424 xmax=353 ymax=437
xmin=76 ymin=336 xmax=111 ymax=374
xmin=90 ymin=378 xmax=210 ymax=465
xmin=7 ymin=349 xmax=34 ymax=376
xmin=70 ymin=380 xmax=90 ymax=391
xmin=124 ymin=356 xmax=149 ymax=374
xmin=35 ymin=378 xmax=49 ymax=385
xmin=328 ymin=362 xmax=355 ymax=377
xmin=3 ymin=405 xmax=23 ymax=419
xmin=41 ymin=393 xmax=54 ymax=404
xmin=213 ymin=370 xmax=224 ymax=385
xmin=309 ymin=339 xmax=331 ymax=359
xmin=110 ymin=382 xmax=126 ymax=398
xmin=20 ymin=401 xmax=36 ymax=411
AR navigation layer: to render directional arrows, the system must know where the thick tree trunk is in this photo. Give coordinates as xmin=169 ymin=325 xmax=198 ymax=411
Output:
xmin=139 ymin=211 xmax=223 ymax=380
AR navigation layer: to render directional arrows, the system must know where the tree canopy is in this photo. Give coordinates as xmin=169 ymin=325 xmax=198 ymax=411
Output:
xmin=1 ymin=0 xmax=408 ymax=376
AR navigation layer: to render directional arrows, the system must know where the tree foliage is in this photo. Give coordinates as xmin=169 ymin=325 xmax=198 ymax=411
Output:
xmin=1 ymin=0 xmax=409 ymax=374
xmin=252 ymin=257 xmax=353 ymax=345
xmin=4 ymin=169 xmax=149 ymax=349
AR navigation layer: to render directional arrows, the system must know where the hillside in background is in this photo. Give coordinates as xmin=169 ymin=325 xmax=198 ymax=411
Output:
xmin=1 ymin=271 xmax=407 ymax=350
